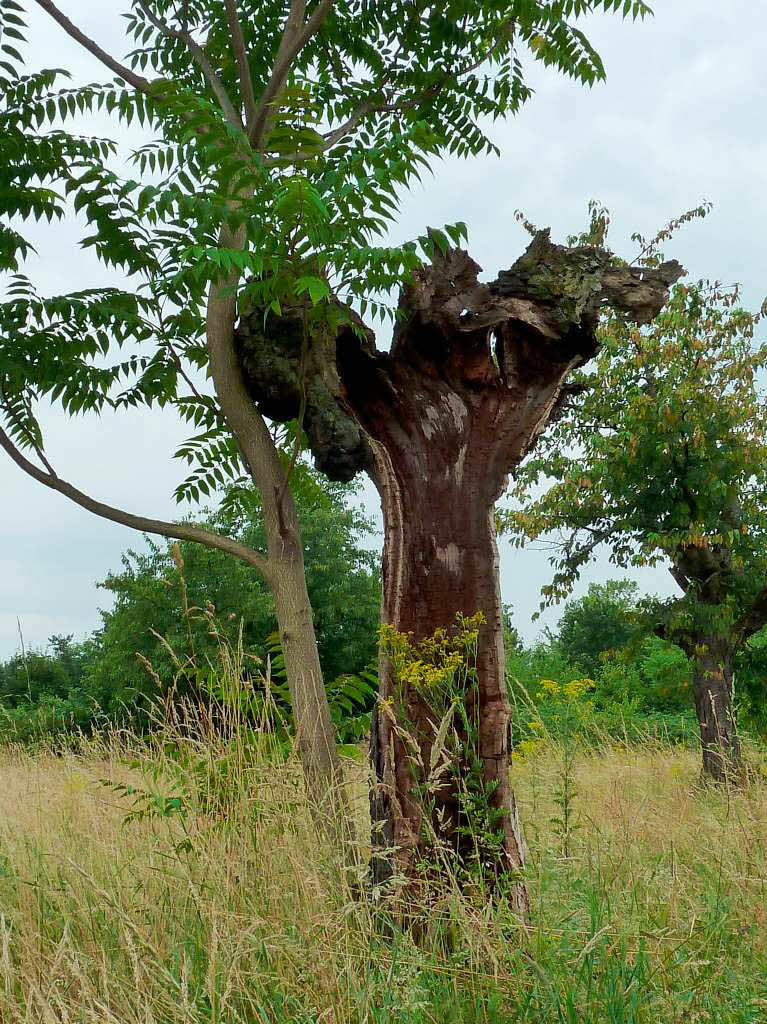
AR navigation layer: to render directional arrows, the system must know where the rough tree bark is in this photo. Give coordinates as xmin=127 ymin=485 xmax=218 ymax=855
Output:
xmin=236 ymin=230 xmax=683 ymax=905
xmin=668 ymin=544 xmax=748 ymax=785
xmin=690 ymin=638 xmax=741 ymax=784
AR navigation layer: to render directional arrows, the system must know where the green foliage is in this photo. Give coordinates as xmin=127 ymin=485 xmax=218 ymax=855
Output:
xmin=3 ymin=0 xmax=652 ymax=502
xmin=0 ymin=633 xmax=103 ymax=743
xmin=734 ymin=625 xmax=767 ymax=734
xmin=380 ymin=613 xmax=511 ymax=877
xmin=508 ymin=581 xmax=699 ymax=747
xmin=262 ymin=629 xmax=377 ymax=748
xmin=554 ymin=579 xmax=641 ymax=678
xmin=504 ymin=209 xmax=767 ymax=740
xmin=0 ymin=633 xmax=87 ymax=708
xmin=507 ymin=281 xmax=766 ymax=609
xmin=0 ymin=471 xmax=380 ymax=740
xmin=85 ymin=472 xmax=380 ymax=720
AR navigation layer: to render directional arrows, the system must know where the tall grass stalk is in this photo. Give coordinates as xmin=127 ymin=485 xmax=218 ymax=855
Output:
xmin=1 ymin=708 xmax=766 ymax=1021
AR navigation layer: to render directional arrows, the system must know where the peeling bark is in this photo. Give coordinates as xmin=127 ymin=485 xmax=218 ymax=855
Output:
xmin=236 ymin=230 xmax=683 ymax=905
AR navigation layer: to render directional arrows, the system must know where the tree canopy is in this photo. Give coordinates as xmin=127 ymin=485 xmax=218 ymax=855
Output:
xmin=0 ymin=0 xmax=659 ymax=860
xmin=551 ymin=579 xmax=640 ymax=678
xmin=89 ymin=471 xmax=380 ymax=717
xmin=504 ymin=210 xmax=767 ymax=777
xmin=2 ymin=0 xmax=651 ymax=494
xmin=506 ymin=278 xmax=767 ymax=644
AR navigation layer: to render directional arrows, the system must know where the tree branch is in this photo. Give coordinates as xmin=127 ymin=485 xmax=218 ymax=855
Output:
xmin=271 ymin=15 xmax=515 ymax=164
xmin=0 ymin=425 xmax=272 ymax=582
xmin=204 ymin=225 xmax=287 ymax=497
xmin=136 ymin=1 xmax=243 ymax=128
xmin=263 ymin=94 xmax=383 ymax=164
xmin=561 ymin=526 xmax=614 ymax=573
xmin=32 ymin=0 xmax=154 ymax=95
xmin=224 ymin=0 xmax=257 ymax=131
xmin=668 ymin=563 xmax=690 ymax=594
xmin=250 ymin=0 xmax=334 ymax=149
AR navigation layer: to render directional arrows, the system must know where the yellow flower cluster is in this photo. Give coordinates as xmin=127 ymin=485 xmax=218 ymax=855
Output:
xmin=539 ymin=678 xmax=561 ymax=696
xmin=379 ymin=613 xmax=485 ymax=693
xmin=514 ymin=737 xmax=547 ymax=764
xmin=397 ymin=652 xmax=464 ymax=690
xmin=563 ymin=677 xmax=596 ymax=699
xmin=536 ymin=677 xmax=595 ymax=702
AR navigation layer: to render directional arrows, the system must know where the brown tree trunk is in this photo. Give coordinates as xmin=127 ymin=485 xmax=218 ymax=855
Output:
xmin=236 ymin=230 xmax=683 ymax=902
xmin=691 ymin=639 xmax=742 ymax=784
xmin=351 ymin=336 xmax=572 ymax=917
xmin=368 ymin=433 xmax=529 ymax=915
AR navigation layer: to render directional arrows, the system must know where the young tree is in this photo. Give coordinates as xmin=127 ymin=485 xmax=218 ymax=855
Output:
xmin=0 ymin=0 xmax=671 ymax=890
xmin=506 ymin=215 xmax=767 ymax=782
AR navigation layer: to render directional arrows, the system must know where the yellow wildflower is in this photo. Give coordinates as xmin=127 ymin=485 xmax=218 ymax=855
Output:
xmin=514 ymin=737 xmax=547 ymax=763
xmin=539 ymin=679 xmax=561 ymax=697
xmin=563 ymin=677 xmax=596 ymax=700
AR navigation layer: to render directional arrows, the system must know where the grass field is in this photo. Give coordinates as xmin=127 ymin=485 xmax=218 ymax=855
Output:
xmin=0 ymin=731 xmax=766 ymax=1022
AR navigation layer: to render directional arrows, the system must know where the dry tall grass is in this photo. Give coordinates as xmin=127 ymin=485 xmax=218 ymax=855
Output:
xmin=0 ymin=730 xmax=766 ymax=1022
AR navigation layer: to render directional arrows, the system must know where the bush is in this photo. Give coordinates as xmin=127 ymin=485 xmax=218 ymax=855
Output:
xmin=507 ymin=581 xmax=704 ymax=749
xmin=507 ymin=635 xmax=698 ymax=749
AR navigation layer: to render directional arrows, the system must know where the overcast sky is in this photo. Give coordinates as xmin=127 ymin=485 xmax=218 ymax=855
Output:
xmin=1 ymin=1 xmax=766 ymax=658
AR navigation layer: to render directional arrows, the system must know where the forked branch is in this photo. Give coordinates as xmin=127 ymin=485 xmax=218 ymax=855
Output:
xmin=32 ymin=0 xmax=153 ymax=95
xmin=136 ymin=0 xmax=243 ymax=128
xmin=224 ymin=0 xmax=258 ymax=130
xmin=250 ymin=0 xmax=334 ymax=148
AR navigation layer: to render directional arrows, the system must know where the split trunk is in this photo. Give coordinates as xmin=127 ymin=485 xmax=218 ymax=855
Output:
xmin=237 ymin=230 xmax=683 ymax=904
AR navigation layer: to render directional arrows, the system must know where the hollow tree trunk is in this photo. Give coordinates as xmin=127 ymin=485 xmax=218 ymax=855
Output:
xmin=350 ymin=341 xmax=579 ymax=917
xmin=691 ymin=638 xmax=742 ymax=784
xmin=236 ymin=229 xmax=683 ymax=903
xmin=344 ymin=243 xmax=681 ymax=909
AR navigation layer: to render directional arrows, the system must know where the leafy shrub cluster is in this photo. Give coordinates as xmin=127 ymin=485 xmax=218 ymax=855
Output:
xmin=0 ymin=474 xmax=380 ymax=745
xmin=508 ymin=580 xmax=767 ymax=751
xmin=4 ymin=560 xmax=765 ymax=752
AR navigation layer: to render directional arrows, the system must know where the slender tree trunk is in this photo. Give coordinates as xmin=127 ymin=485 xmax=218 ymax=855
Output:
xmin=691 ymin=638 xmax=742 ymax=784
xmin=269 ymin=504 xmax=353 ymax=839
xmin=207 ymin=250 xmax=351 ymax=845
